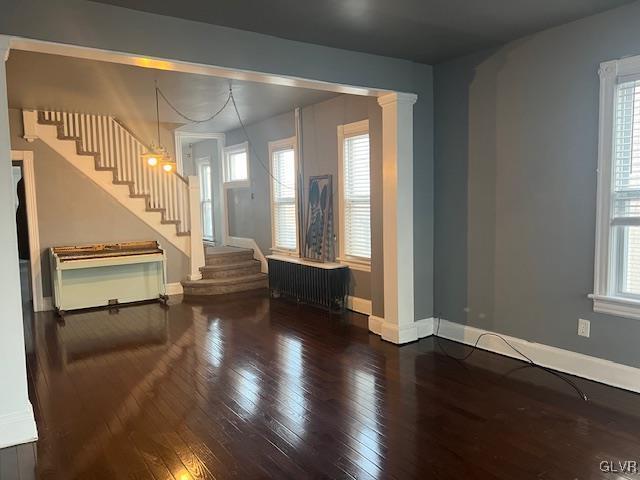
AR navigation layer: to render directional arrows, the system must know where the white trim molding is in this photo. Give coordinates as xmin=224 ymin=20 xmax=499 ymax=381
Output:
xmin=11 ymin=150 xmax=45 ymax=312
xmin=436 ymin=318 xmax=640 ymax=395
xmin=337 ymin=119 xmax=371 ymax=271
xmin=346 ymin=296 xmax=372 ymax=315
xmin=368 ymin=315 xmax=433 ymax=343
xmin=0 ymin=404 xmax=38 ymax=449
xmin=268 ymin=136 xmax=299 ymax=255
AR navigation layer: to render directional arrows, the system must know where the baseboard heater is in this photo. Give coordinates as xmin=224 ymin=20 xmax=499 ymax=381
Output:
xmin=267 ymin=255 xmax=349 ymax=312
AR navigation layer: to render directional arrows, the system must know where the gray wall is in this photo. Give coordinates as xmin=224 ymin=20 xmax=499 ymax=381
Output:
xmin=434 ymin=1 xmax=640 ymax=368
xmin=9 ymin=109 xmax=189 ymax=297
xmin=0 ymin=0 xmax=434 ymax=321
xmin=226 ymin=110 xmax=294 ymax=254
xmin=224 ymin=95 xmax=381 ymax=302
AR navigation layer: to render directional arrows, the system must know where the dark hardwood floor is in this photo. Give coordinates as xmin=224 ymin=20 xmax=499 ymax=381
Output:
xmin=2 ymin=291 xmax=640 ymax=479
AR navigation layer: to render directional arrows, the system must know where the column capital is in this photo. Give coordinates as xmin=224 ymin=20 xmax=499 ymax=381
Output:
xmin=0 ymin=35 xmax=11 ymax=62
xmin=377 ymin=92 xmax=418 ymax=108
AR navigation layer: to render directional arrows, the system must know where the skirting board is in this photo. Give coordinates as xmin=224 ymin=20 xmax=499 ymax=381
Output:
xmin=368 ymin=315 xmax=434 ymax=343
xmin=347 ymin=296 xmax=372 ymax=315
xmin=0 ymin=403 xmax=38 ymax=449
xmin=435 ymin=318 xmax=640 ymax=395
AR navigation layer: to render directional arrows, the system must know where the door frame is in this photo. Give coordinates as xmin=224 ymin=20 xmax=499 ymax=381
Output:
xmin=11 ymin=150 xmax=45 ymax=312
xmin=174 ymin=131 xmax=226 ymax=244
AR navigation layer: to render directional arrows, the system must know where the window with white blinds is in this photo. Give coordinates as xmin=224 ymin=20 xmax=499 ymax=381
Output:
xmin=270 ymin=139 xmax=298 ymax=252
xmin=612 ymin=79 xmax=640 ymax=296
xmin=592 ymin=56 xmax=640 ymax=320
xmin=339 ymin=120 xmax=371 ymax=267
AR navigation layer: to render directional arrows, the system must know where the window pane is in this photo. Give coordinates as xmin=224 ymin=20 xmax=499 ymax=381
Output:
xmin=613 ymin=80 xmax=640 ymax=219
xmin=225 ymin=149 xmax=248 ymax=183
xmin=273 ymin=149 xmax=295 ymax=200
xmin=343 ymin=133 xmax=371 ymax=259
xmin=199 ymin=164 xmax=211 ymax=201
xmin=272 ymin=147 xmax=296 ymax=250
xmin=202 ymin=200 xmax=213 ymax=240
xmin=618 ymin=225 xmax=640 ymax=296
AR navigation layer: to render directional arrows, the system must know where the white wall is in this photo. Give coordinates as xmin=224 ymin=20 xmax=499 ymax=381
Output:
xmin=0 ymin=41 xmax=37 ymax=449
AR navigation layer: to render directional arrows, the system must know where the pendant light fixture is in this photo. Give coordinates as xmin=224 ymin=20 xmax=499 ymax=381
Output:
xmin=142 ymin=81 xmax=176 ymax=173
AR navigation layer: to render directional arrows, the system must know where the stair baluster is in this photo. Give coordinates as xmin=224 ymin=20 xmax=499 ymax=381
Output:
xmin=39 ymin=109 xmax=190 ymax=236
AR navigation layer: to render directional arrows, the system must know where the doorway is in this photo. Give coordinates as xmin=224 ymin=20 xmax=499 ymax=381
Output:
xmin=11 ymin=150 xmax=44 ymax=312
xmin=12 ymin=161 xmax=30 ymax=303
xmin=175 ymin=132 xmax=226 ymax=246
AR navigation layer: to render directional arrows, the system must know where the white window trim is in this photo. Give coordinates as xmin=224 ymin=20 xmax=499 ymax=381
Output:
xmin=268 ymin=136 xmax=299 ymax=256
xmin=223 ymin=141 xmax=250 ymax=188
xmin=337 ymin=119 xmax=371 ymax=272
xmin=591 ymin=54 xmax=640 ymax=320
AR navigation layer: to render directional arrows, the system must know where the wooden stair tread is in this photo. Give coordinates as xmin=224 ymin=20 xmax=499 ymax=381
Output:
xmin=205 ymin=247 xmax=253 ymax=256
xmin=182 ymin=273 xmax=266 ymax=287
xmin=200 ymin=260 xmax=259 ymax=272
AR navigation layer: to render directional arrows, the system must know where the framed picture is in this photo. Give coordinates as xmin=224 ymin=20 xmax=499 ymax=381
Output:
xmin=304 ymin=175 xmax=334 ymax=261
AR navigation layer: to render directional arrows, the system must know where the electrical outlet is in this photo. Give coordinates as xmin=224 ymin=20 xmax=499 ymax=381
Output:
xmin=578 ymin=318 xmax=591 ymax=338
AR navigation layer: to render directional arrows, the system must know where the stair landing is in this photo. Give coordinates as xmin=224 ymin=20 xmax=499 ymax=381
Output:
xmin=182 ymin=247 xmax=268 ymax=297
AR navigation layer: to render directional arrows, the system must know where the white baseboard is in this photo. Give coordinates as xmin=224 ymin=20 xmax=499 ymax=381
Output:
xmin=368 ymin=315 xmax=434 ymax=344
xmin=0 ymin=403 xmax=38 ymax=449
xmin=347 ymin=296 xmax=372 ymax=315
xmin=435 ymin=318 xmax=640 ymax=395
xmin=166 ymin=282 xmax=184 ymax=296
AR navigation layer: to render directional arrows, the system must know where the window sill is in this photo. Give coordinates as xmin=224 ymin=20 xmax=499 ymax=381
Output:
xmin=589 ymin=294 xmax=640 ymax=320
xmin=270 ymin=248 xmax=299 ymax=257
xmin=337 ymin=257 xmax=371 ymax=272
xmin=223 ymin=180 xmax=250 ymax=189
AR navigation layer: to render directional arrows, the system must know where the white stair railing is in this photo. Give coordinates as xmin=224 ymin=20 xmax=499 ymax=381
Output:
xmin=39 ymin=110 xmax=190 ymax=236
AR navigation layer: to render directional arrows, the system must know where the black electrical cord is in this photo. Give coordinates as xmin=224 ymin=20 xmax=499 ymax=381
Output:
xmin=229 ymin=87 xmax=290 ymax=189
xmin=156 ymin=82 xmax=289 ymax=189
xmin=156 ymin=86 xmax=231 ymax=124
xmin=434 ymin=316 xmax=589 ymax=402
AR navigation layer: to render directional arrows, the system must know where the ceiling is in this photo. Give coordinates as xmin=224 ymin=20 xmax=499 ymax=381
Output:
xmin=90 ymin=0 xmax=633 ymax=64
xmin=6 ymin=50 xmax=338 ymax=134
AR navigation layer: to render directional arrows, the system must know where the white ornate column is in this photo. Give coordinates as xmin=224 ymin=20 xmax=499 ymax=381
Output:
xmin=370 ymin=92 xmax=419 ymax=344
xmin=0 ymin=34 xmax=38 ymax=448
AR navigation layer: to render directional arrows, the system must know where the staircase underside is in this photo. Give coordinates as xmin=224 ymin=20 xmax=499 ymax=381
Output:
xmin=182 ymin=247 xmax=268 ymax=296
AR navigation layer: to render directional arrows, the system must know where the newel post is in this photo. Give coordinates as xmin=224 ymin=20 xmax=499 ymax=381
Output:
xmin=187 ymin=175 xmax=205 ymax=281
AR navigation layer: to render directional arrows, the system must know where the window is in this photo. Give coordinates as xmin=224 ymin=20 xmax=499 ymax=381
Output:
xmin=196 ymin=157 xmax=214 ymax=241
xmin=223 ymin=142 xmax=249 ymax=187
xmin=269 ymin=137 xmax=298 ymax=253
xmin=338 ymin=120 xmax=371 ymax=271
xmin=593 ymin=56 xmax=640 ymax=319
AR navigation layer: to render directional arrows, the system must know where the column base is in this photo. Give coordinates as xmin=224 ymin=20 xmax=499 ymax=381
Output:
xmin=368 ymin=316 xmax=435 ymax=344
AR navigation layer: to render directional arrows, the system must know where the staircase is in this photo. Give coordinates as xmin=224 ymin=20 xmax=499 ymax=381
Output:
xmin=181 ymin=247 xmax=268 ymax=296
xmin=23 ymin=109 xmax=194 ymax=255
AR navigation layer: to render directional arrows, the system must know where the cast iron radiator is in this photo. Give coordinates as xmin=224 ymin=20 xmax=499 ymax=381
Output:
xmin=267 ymin=256 xmax=349 ymax=312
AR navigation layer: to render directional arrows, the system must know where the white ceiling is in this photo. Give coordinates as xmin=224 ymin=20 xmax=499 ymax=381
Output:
xmin=6 ymin=50 xmax=339 ymax=133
